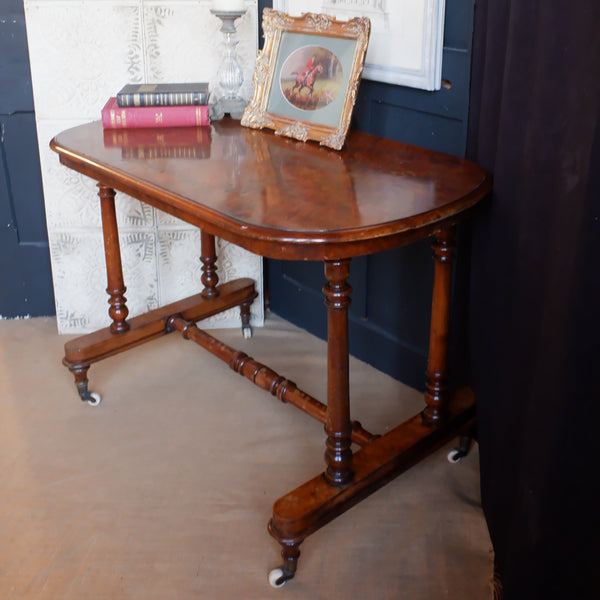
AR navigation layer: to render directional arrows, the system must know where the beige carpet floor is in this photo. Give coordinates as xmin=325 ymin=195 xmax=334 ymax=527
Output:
xmin=0 ymin=314 xmax=492 ymax=599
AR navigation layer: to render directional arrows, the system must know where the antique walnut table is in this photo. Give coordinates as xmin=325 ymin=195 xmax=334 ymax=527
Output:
xmin=50 ymin=118 xmax=491 ymax=587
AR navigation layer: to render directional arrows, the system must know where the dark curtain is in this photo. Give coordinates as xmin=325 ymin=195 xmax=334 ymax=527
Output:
xmin=467 ymin=2 xmax=600 ymax=598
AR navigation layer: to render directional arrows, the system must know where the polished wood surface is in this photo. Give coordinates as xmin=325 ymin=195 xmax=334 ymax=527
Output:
xmin=50 ymin=119 xmax=491 ymax=586
xmin=166 ymin=314 xmax=377 ymax=448
xmin=98 ymin=184 xmax=129 ymax=333
xmin=51 ymin=120 xmax=491 ymax=260
xmin=323 ymin=259 xmax=354 ymax=486
xmin=424 ymin=227 xmax=456 ymax=424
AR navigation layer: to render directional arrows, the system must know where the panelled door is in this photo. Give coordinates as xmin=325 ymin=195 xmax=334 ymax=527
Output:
xmin=264 ymin=0 xmax=477 ymax=389
xmin=0 ymin=0 xmax=54 ymax=317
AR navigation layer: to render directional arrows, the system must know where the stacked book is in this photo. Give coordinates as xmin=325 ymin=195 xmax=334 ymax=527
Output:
xmin=102 ymin=83 xmax=210 ymax=129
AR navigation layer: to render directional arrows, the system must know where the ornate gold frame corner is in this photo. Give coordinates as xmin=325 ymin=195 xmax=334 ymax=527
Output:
xmin=241 ymin=8 xmax=370 ymax=151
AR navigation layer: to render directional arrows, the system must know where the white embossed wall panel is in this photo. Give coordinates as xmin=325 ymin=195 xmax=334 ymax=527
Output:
xmin=24 ymin=0 xmax=263 ymax=334
xmin=143 ymin=2 xmax=257 ymax=103
xmin=25 ymin=1 xmax=143 ymax=120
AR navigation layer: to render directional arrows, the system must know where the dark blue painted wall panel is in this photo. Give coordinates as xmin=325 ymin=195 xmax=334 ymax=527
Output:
xmin=365 ymin=242 xmax=434 ymax=350
xmin=0 ymin=0 xmax=55 ymax=316
xmin=2 ymin=113 xmax=47 ymax=243
xmin=363 ymin=101 xmax=464 ymax=155
xmin=353 ymin=49 xmax=473 ymax=155
xmin=0 ymin=0 xmax=36 ymax=114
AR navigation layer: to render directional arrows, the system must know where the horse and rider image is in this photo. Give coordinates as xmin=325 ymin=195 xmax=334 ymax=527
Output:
xmin=292 ymin=57 xmax=324 ymax=97
xmin=280 ymin=46 xmax=343 ymax=111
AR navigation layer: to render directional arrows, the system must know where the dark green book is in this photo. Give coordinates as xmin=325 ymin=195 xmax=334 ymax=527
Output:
xmin=116 ymin=83 xmax=209 ymax=107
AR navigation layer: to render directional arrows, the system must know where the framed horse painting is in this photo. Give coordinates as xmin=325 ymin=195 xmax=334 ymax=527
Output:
xmin=241 ymin=8 xmax=370 ymax=150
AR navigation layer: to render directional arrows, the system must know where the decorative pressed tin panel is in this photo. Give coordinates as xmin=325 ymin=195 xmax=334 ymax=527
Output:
xmin=24 ymin=0 xmax=263 ymax=334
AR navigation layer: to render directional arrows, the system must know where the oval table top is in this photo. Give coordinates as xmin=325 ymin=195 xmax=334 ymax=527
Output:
xmin=51 ymin=119 xmax=491 ymax=260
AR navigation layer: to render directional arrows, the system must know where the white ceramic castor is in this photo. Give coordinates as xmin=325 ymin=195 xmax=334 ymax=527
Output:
xmin=447 ymin=447 xmax=465 ymax=463
xmin=87 ymin=392 xmax=101 ymax=406
xmin=242 ymin=325 xmax=252 ymax=339
xmin=268 ymin=568 xmax=287 ymax=588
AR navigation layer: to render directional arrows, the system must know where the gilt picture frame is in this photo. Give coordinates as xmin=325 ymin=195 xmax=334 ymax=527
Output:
xmin=241 ymin=8 xmax=370 ymax=150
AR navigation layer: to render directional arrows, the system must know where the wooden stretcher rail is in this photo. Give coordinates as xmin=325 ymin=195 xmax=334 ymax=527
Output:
xmin=167 ymin=314 xmax=379 ymax=448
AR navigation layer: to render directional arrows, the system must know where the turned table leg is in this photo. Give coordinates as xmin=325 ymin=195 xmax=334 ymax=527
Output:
xmin=267 ymin=259 xmax=354 ymax=585
xmin=99 ymin=184 xmax=129 ymax=333
xmin=423 ymin=227 xmax=456 ymax=425
xmin=323 ymin=259 xmax=354 ymax=486
xmin=200 ymin=231 xmax=219 ymax=299
xmin=67 ymin=184 xmax=129 ymax=404
xmin=200 ymin=230 xmax=253 ymax=338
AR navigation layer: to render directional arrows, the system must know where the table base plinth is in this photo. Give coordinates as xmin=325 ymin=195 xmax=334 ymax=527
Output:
xmin=269 ymin=387 xmax=475 ymax=547
xmin=63 ymin=278 xmax=256 ymax=367
xmin=62 ymin=278 xmax=256 ymax=405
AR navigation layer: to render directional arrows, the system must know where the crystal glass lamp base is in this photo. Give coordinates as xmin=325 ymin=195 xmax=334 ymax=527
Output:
xmin=210 ymin=9 xmax=248 ymax=120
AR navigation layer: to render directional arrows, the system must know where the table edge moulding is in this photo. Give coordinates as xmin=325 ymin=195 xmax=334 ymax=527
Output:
xmin=49 ymin=117 xmax=492 ymax=588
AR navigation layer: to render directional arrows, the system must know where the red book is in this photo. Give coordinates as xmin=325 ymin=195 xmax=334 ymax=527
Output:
xmin=101 ymin=97 xmax=209 ymax=129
